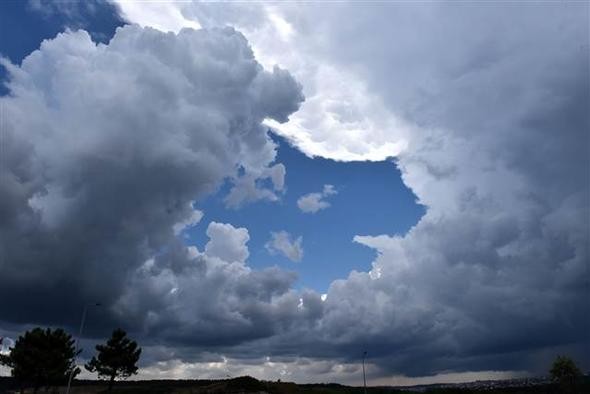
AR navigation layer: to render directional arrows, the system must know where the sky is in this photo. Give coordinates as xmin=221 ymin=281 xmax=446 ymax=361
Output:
xmin=0 ymin=0 xmax=588 ymax=387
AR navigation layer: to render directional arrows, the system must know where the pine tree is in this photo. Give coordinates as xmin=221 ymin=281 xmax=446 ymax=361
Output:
xmin=85 ymin=328 xmax=141 ymax=390
xmin=0 ymin=327 xmax=79 ymax=393
xmin=550 ymin=355 xmax=582 ymax=393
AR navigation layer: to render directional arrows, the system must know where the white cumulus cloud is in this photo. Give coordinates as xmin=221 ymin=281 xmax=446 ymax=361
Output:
xmin=297 ymin=184 xmax=337 ymax=214
xmin=205 ymin=222 xmax=250 ymax=264
xmin=265 ymin=231 xmax=304 ymax=262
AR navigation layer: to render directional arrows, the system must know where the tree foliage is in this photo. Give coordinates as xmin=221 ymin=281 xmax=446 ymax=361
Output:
xmin=550 ymin=355 xmax=582 ymax=382
xmin=85 ymin=328 xmax=141 ymax=390
xmin=550 ymin=355 xmax=582 ymax=393
xmin=0 ymin=327 xmax=79 ymax=392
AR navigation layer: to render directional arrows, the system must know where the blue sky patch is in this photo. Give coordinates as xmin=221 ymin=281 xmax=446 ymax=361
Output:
xmin=189 ymin=136 xmax=424 ymax=292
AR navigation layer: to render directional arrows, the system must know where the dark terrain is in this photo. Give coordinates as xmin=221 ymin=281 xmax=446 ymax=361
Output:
xmin=1 ymin=375 xmax=588 ymax=394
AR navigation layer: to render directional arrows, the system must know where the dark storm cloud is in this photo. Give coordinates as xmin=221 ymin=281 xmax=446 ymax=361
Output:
xmin=271 ymin=1 xmax=589 ymax=375
xmin=0 ymin=25 xmax=303 ymax=334
xmin=129 ymin=1 xmax=589 ymax=377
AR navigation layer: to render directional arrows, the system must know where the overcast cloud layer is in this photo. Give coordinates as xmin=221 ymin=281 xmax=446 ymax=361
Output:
xmin=1 ymin=0 xmax=588 ymax=385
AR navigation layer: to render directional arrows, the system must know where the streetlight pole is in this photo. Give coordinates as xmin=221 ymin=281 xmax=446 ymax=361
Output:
xmin=66 ymin=303 xmax=101 ymax=394
xmin=362 ymin=351 xmax=367 ymax=394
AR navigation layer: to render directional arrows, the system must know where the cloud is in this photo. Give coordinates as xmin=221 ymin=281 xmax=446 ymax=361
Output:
xmin=205 ymin=222 xmax=250 ymax=264
xmin=112 ymin=224 xmax=303 ymax=347
xmin=130 ymin=354 xmax=528 ymax=386
xmin=3 ymin=0 xmax=589 ymax=383
xmin=262 ymin=64 xmax=411 ymax=161
xmin=112 ymin=1 xmax=590 ymax=377
xmin=0 ymin=337 xmax=15 ymax=355
xmin=297 ymin=184 xmax=337 ymax=214
xmin=265 ymin=231 xmax=304 ymax=262
xmin=111 ymin=0 xmax=200 ymax=33
xmin=224 ymin=163 xmax=286 ymax=208
xmin=112 ymin=0 xmax=411 ymax=162
xmin=133 ymin=354 xmax=372 ymax=385
xmin=0 ymin=24 xmax=302 ymax=332
xmin=172 ymin=205 xmax=203 ymax=235
xmin=294 ymin=1 xmax=589 ymax=375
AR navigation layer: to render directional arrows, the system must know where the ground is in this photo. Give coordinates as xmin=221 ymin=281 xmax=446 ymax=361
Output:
xmin=1 ymin=375 xmax=589 ymax=394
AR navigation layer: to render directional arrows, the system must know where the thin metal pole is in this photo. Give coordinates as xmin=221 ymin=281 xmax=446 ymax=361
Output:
xmin=362 ymin=351 xmax=367 ymax=394
xmin=66 ymin=303 xmax=100 ymax=394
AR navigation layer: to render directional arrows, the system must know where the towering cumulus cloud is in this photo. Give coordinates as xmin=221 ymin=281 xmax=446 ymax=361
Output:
xmin=307 ymin=3 xmax=590 ymax=375
xmin=112 ymin=1 xmax=589 ymax=378
xmin=0 ymin=25 xmax=303 ymax=328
